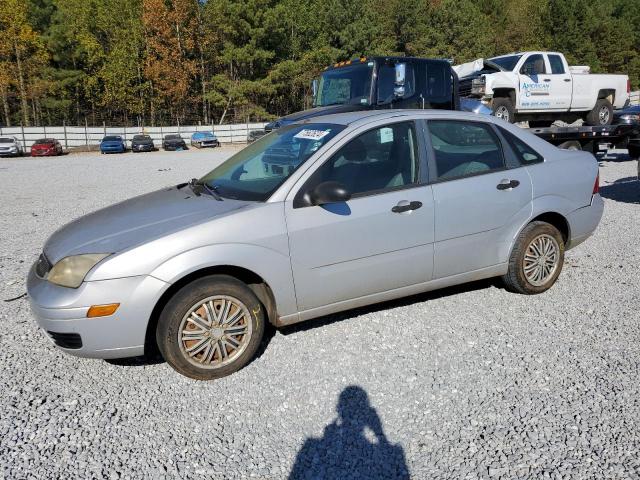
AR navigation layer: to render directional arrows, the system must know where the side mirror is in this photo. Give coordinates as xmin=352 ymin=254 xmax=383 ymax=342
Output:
xmin=310 ymin=181 xmax=351 ymax=205
xmin=394 ymin=63 xmax=406 ymax=98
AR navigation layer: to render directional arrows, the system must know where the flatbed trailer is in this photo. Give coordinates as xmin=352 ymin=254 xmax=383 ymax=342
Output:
xmin=527 ymin=123 xmax=640 ymax=158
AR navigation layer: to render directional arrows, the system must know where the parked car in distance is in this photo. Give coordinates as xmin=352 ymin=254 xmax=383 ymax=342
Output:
xmin=27 ymin=110 xmax=604 ymax=380
xmin=100 ymin=135 xmax=126 ymax=154
xmin=613 ymin=104 xmax=640 ymax=125
xmin=163 ymin=134 xmax=188 ymax=151
xmin=31 ymin=138 xmax=63 ymax=157
xmin=0 ymin=136 xmax=24 ymax=157
xmin=131 ymin=134 xmax=155 ymax=153
xmin=248 ymin=129 xmax=267 ymax=143
xmin=455 ymin=51 xmax=629 ymax=126
xmin=191 ymin=131 xmax=220 ymax=148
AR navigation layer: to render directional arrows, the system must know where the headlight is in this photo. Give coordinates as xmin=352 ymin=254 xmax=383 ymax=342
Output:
xmin=471 ymin=77 xmax=486 ymax=95
xmin=620 ymin=114 xmax=639 ymax=122
xmin=47 ymin=253 xmax=110 ymax=288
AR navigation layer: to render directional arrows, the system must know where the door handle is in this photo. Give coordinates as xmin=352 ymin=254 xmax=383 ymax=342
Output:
xmin=564 ymin=78 xmax=571 ymax=82
xmin=496 ymin=179 xmax=520 ymax=190
xmin=392 ymin=200 xmax=423 ymax=213
xmin=543 ymin=78 xmax=551 ymax=82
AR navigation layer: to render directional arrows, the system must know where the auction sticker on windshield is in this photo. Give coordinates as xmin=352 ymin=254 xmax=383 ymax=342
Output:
xmin=294 ymin=129 xmax=330 ymax=141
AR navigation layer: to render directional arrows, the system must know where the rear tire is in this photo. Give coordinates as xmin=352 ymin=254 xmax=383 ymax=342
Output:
xmin=585 ymin=99 xmax=613 ymax=126
xmin=492 ymin=98 xmax=516 ymax=123
xmin=156 ymin=275 xmax=265 ymax=380
xmin=502 ymin=221 xmax=565 ymax=295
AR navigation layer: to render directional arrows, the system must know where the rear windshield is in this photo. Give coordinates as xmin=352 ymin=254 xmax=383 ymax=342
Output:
xmin=103 ymin=136 xmax=121 ymax=141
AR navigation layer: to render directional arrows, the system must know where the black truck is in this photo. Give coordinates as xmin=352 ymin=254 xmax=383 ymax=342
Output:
xmin=265 ymin=56 xmax=639 ymax=158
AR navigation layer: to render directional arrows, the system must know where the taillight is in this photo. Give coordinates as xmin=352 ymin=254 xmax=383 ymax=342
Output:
xmin=592 ymin=172 xmax=599 ymax=195
xmin=627 ymin=79 xmax=631 ymax=94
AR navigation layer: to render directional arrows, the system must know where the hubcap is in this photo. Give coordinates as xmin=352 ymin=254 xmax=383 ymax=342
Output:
xmin=178 ymin=295 xmax=252 ymax=369
xmin=598 ymin=106 xmax=610 ymax=124
xmin=494 ymin=106 xmax=510 ymax=122
xmin=523 ymin=234 xmax=560 ymax=287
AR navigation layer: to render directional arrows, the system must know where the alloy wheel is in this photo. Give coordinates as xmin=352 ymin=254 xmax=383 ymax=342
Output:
xmin=178 ymin=295 xmax=252 ymax=369
xmin=523 ymin=234 xmax=560 ymax=286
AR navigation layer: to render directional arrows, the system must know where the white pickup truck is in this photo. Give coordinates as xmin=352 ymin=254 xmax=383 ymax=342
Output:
xmin=454 ymin=51 xmax=630 ymax=126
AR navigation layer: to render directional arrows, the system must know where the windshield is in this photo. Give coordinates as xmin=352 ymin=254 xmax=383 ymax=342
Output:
xmin=0 ymin=138 xmax=14 ymax=143
xmin=103 ymin=136 xmax=121 ymax=141
xmin=314 ymin=63 xmax=374 ymax=107
xmin=34 ymin=139 xmax=54 ymax=144
xmin=488 ymin=55 xmax=522 ymax=71
xmin=166 ymin=135 xmax=181 ymax=140
xmin=199 ymin=123 xmax=345 ymax=201
xmin=133 ymin=135 xmax=150 ymax=140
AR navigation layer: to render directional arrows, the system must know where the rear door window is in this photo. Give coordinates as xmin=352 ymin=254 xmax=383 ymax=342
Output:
xmin=548 ymin=55 xmax=566 ymax=74
xmin=427 ymin=120 xmax=506 ymax=180
xmin=498 ymin=127 xmax=544 ymax=165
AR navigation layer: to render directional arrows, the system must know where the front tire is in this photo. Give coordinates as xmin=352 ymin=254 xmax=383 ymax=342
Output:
xmin=492 ymin=98 xmax=516 ymax=123
xmin=156 ymin=275 xmax=265 ymax=380
xmin=502 ymin=221 xmax=565 ymax=294
xmin=585 ymin=99 xmax=613 ymax=126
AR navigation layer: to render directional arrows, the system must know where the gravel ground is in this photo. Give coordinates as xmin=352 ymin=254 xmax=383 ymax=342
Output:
xmin=1 ymin=147 xmax=639 ymax=479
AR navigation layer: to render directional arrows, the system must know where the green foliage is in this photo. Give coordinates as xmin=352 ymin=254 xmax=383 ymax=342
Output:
xmin=1 ymin=0 xmax=640 ymax=126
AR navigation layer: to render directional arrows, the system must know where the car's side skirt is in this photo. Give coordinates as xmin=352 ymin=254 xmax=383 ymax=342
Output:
xmin=276 ymin=263 xmax=507 ymax=327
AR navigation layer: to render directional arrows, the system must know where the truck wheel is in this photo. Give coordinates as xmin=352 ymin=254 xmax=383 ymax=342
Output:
xmin=156 ymin=275 xmax=265 ymax=380
xmin=502 ymin=221 xmax=565 ymax=295
xmin=492 ymin=98 xmax=516 ymax=123
xmin=585 ymin=99 xmax=613 ymax=126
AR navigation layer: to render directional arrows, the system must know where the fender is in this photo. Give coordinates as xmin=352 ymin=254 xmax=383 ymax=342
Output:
xmin=503 ymin=194 xmax=577 ymax=263
xmin=149 ymin=243 xmax=298 ymax=318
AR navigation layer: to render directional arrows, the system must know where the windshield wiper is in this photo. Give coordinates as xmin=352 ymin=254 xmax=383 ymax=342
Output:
xmin=187 ymin=178 xmax=223 ymax=201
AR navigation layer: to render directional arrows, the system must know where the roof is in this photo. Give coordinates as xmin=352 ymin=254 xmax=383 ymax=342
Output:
xmin=301 ymin=109 xmax=494 ymax=127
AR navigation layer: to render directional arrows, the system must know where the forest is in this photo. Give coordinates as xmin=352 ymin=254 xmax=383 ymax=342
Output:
xmin=1 ymin=0 xmax=639 ymax=127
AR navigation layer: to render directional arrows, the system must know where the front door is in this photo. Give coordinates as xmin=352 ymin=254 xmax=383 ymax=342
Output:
xmin=285 ymin=121 xmax=435 ymax=312
xmin=517 ymin=53 xmax=552 ymax=111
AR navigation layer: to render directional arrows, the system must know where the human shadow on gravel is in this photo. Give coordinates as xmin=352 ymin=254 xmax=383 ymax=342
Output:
xmin=289 ymin=385 xmax=409 ymax=480
xmin=599 ymin=176 xmax=640 ymax=204
xmin=280 ymin=278 xmax=497 ymax=336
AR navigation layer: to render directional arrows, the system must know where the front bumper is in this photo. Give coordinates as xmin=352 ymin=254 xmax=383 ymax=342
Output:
xmin=132 ymin=144 xmax=154 ymax=152
xmin=566 ymin=194 xmax=605 ymax=250
xmin=31 ymin=149 xmax=56 ymax=156
xmin=27 ymin=264 xmax=170 ymax=359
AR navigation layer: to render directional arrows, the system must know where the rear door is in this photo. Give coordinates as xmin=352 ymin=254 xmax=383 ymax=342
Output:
xmin=517 ymin=54 xmax=552 ymax=111
xmin=425 ymin=119 xmax=533 ymax=278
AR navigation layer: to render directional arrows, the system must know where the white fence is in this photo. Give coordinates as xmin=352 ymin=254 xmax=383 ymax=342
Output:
xmin=0 ymin=122 xmax=267 ymax=152
xmin=631 ymin=90 xmax=639 ymax=106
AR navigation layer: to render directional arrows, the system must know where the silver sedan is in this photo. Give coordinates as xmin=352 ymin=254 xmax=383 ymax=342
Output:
xmin=27 ymin=110 xmax=604 ymax=379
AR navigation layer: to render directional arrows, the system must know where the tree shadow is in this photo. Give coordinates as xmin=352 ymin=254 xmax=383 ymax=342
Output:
xmin=289 ymin=385 xmax=409 ymax=480
xmin=280 ymin=278 xmax=497 ymax=336
xmin=599 ymin=176 xmax=640 ymax=204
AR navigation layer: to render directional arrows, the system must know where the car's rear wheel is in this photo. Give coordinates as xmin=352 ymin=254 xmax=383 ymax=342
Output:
xmin=585 ymin=99 xmax=613 ymax=126
xmin=156 ymin=275 xmax=265 ymax=380
xmin=502 ymin=221 xmax=565 ymax=294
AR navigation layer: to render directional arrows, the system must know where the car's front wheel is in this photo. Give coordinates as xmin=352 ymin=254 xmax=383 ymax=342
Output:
xmin=502 ymin=221 xmax=565 ymax=294
xmin=156 ymin=275 xmax=265 ymax=380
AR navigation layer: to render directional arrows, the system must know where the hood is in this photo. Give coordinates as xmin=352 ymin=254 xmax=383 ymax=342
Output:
xmin=132 ymin=138 xmax=153 ymax=145
xmin=268 ymin=104 xmax=368 ymax=129
xmin=32 ymin=143 xmax=55 ymax=149
xmin=44 ymin=186 xmax=251 ymax=264
xmin=165 ymin=138 xmax=185 ymax=143
xmin=453 ymin=58 xmax=503 ymax=79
